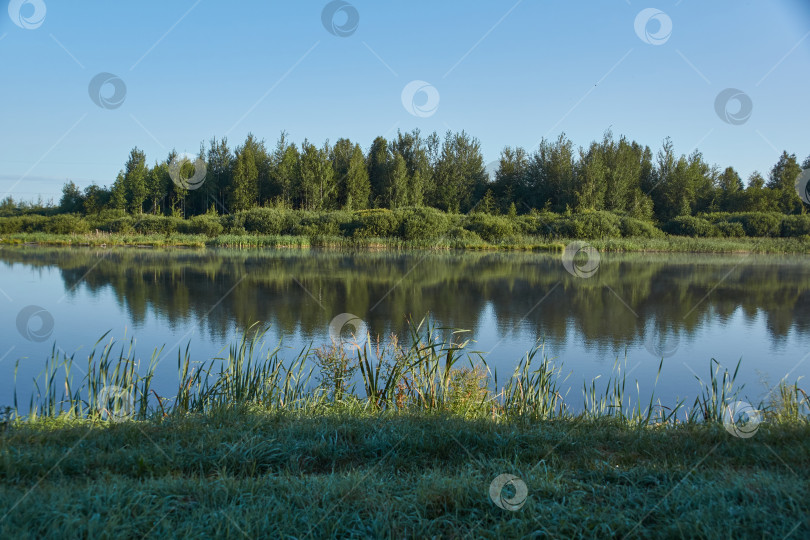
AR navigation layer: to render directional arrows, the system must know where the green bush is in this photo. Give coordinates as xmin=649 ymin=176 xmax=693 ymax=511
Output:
xmin=240 ymin=208 xmax=286 ymax=235
xmin=42 ymin=214 xmax=90 ymax=234
xmin=396 ymin=207 xmax=452 ymax=240
xmin=780 ymin=215 xmax=810 ymax=237
xmin=715 ymin=221 xmax=746 ymax=238
xmin=132 ymin=215 xmax=182 ymax=235
xmin=619 ymin=216 xmax=664 ymax=238
xmin=182 ymin=215 xmax=224 ymax=236
xmin=293 ymin=211 xmax=353 ymax=237
xmin=349 ymin=209 xmax=401 ymax=238
xmin=727 ymin=212 xmax=783 ymax=237
xmin=664 ymin=216 xmax=719 ymax=237
xmin=554 ymin=211 xmax=622 ymax=239
xmin=446 ymin=226 xmax=484 ymax=245
xmin=515 ymin=211 xmax=560 ymax=236
xmin=463 ymin=214 xmax=516 ymax=242
xmin=99 ymin=216 xmax=135 ymax=233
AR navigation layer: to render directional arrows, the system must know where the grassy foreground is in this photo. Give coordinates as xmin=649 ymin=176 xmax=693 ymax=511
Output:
xmin=1 ymin=409 xmax=809 ymax=539
xmin=3 ymin=231 xmax=810 ymax=254
xmin=2 ymin=322 xmax=809 ymax=537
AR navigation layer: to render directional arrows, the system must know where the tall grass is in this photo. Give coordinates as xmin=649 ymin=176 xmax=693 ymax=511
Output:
xmin=8 ymin=317 xmax=810 ymax=428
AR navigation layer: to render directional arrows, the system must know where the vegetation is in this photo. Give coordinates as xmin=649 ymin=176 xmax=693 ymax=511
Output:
xmin=1 ymin=207 xmax=809 ymax=253
xmin=3 ymin=130 xmax=808 ymax=226
xmin=1 ymin=321 xmax=809 ymax=537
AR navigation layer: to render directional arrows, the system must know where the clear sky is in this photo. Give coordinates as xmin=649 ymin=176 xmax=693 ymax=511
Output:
xmin=1 ymin=0 xmax=809 ymax=202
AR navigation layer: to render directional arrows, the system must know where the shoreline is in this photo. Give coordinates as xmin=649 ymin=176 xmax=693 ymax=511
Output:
xmin=2 ymin=232 xmax=810 ymax=254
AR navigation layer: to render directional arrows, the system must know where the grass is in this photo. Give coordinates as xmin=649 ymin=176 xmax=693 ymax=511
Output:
xmin=3 ymin=231 xmax=810 ymax=253
xmin=2 ymin=319 xmax=809 ymax=538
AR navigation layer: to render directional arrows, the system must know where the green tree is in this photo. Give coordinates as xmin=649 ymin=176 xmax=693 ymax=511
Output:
xmin=343 ymin=144 xmax=370 ymax=210
xmin=229 ymin=140 xmax=259 ymax=212
xmin=717 ymin=167 xmax=743 ymax=212
xmin=433 ymin=131 xmax=487 ymax=213
xmin=123 ymin=147 xmax=149 ymax=214
xmin=59 ymin=181 xmax=84 ymax=213
xmin=767 ymin=151 xmax=803 ymax=213
xmin=367 ymin=136 xmax=391 ymax=207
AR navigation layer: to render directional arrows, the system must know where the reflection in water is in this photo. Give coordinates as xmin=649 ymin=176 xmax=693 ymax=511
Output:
xmin=1 ymin=246 xmax=809 ymax=408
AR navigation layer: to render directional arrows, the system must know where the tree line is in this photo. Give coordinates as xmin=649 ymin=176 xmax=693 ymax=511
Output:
xmin=48 ymin=129 xmax=810 ymax=222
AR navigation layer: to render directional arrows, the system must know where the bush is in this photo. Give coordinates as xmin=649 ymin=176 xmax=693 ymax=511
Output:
xmin=664 ymin=216 xmax=720 ymax=237
xmin=349 ymin=209 xmax=401 ymax=238
xmin=715 ymin=221 xmax=746 ymax=238
xmin=515 ymin=211 xmax=560 ymax=236
xmin=780 ymin=215 xmax=810 ymax=237
xmin=42 ymin=214 xmax=90 ymax=234
xmin=240 ymin=208 xmax=286 ymax=235
xmin=99 ymin=216 xmax=135 ymax=233
xmin=463 ymin=214 xmax=516 ymax=242
xmin=554 ymin=211 xmax=622 ymax=239
xmin=293 ymin=211 xmax=352 ymax=237
xmin=132 ymin=215 xmax=183 ymax=235
xmin=182 ymin=214 xmax=224 ymax=236
xmin=727 ymin=212 xmax=783 ymax=237
xmin=619 ymin=216 xmax=664 ymax=238
xmin=396 ymin=207 xmax=452 ymax=241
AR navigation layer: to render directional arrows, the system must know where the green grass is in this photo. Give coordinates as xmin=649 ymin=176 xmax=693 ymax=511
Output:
xmin=3 ymin=231 xmax=810 ymax=253
xmin=2 ymin=320 xmax=809 ymax=538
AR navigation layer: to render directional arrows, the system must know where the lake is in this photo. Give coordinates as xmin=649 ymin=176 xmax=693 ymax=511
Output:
xmin=1 ymin=246 xmax=809 ymax=414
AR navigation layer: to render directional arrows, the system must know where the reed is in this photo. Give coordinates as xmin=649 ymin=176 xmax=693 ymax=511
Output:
xmin=7 ymin=318 xmax=808 ymax=429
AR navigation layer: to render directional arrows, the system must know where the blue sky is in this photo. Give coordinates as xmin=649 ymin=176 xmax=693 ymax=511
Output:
xmin=1 ymin=0 xmax=809 ymax=202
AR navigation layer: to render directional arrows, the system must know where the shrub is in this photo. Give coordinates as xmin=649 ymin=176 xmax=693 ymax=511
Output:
xmin=663 ymin=216 xmax=719 ymax=237
xmin=132 ymin=215 xmax=182 ymax=235
xmin=293 ymin=211 xmax=352 ymax=237
xmin=780 ymin=215 xmax=810 ymax=238
xmin=240 ymin=208 xmax=286 ymax=235
xmin=349 ymin=209 xmax=401 ymax=238
xmin=182 ymin=214 xmax=224 ymax=236
xmin=515 ymin=211 xmax=560 ymax=236
xmin=42 ymin=214 xmax=90 ymax=234
xmin=463 ymin=214 xmax=516 ymax=242
xmin=619 ymin=216 xmax=664 ymax=238
xmin=396 ymin=207 xmax=452 ymax=241
xmin=99 ymin=216 xmax=135 ymax=233
xmin=727 ymin=212 xmax=783 ymax=237
xmin=715 ymin=221 xmax=746 ymax=238
xmin=554 ymin=211 xmax=622 ymax=239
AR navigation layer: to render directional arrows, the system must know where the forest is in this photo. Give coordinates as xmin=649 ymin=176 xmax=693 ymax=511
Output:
xmin=1 ymin=130 xmax=808 ymax=243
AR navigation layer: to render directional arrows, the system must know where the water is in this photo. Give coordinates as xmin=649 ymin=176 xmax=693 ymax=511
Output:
xmin=1 ymin=246 xmax=809 ymax=413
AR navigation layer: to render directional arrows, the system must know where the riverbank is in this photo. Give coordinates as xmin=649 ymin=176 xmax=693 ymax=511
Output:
xmin=2 ymin=324 xmax=809 ymax=537
xmin=1 ymin=409 xmax=808 ymax=538
xmin=2 ymin=231 xmax=810 ymax=254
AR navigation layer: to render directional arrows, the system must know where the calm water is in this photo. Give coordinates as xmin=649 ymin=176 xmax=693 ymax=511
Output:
xmin=1 ymin=246 xmax=809 ymax=413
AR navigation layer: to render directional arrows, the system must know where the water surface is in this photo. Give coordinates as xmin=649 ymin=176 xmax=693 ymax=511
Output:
xmin=1 ymin=246 xmax=808 ymax=413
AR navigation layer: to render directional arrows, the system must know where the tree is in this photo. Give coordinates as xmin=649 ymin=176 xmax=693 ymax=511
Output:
xmin=123 ymin=147 xmax=149 ymax=214
xmin=59 ymin=181 xmax=84 ymax=213
xmin=387 ymin=153 xmax=409 ymax=209
xmin=433 ymin=131 xmax=487 ymax=213
xmin=109 ymin=172 xmax=127 ymax=211
xmin=767 ymin=151 xmax=803 ymax=214
xmin=269 ymin=133 xmax=299 ymax=207
xmin=297 ymin=140 xmax=335 ymax=211
xmin=206 ymin=137 xmax=233 ymax=214
xmin=717 ymin=167 xmax=743 ymax=212
xmin=82 ymin=184 xmax=109 ymax=214
xmin=147 ymin=161 xmax=170 ymax=215
xmin=229 ymin=140 xmax=259 ymax=212
xmin=493 ymin=147 xmax=529 ymax=213
xmin=367 ymin=136 xmax=391 ymax=207
xmin=743 ymin=172 xmax=777 ymax=212
xmin=343 ymin=144 xmax=370 ymax=210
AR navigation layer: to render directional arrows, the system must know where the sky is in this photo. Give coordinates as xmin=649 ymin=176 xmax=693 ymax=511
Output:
xmin=1 ymin=0 xmax=809 ymax=203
